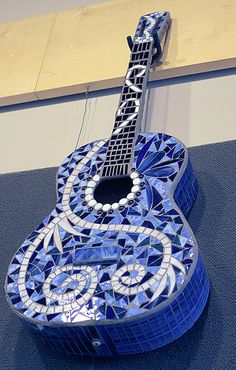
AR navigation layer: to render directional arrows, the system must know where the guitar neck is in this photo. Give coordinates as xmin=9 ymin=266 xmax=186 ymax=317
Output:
xmin=101 ymin=12 xmax=171 ymax=178
xmin=101 ymin=41 xmax=153 ymax=178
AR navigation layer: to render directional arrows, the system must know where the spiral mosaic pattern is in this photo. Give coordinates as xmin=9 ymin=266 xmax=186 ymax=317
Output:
xmin=6 ymin=132 xmax=196 ymax=325
xmin=42 ymin=265 xmax=98 ymax=312
xmin=4 ymin=11 xmax=209 ymax=356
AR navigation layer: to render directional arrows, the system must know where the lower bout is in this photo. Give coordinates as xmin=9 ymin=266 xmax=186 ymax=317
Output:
xmin=23 ymin=253 xmax=209 ymax=356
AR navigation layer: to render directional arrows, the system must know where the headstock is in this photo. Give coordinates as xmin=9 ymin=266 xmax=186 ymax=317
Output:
xmin=127 ymin=11 xmax=171 ymax=65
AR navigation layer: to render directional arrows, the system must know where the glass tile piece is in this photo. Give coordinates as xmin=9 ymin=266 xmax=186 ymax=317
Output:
xmin=5 ymin=131 xmax=209 ymax=355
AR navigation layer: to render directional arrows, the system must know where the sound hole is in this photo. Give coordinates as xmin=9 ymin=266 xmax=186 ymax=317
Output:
xmin=94 ymin=176 xmax=133 ymax=204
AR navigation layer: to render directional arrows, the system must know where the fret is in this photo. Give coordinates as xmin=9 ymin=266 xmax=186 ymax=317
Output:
xmin=106 ymin=154 xmax=132 ymax=162
xmin=101 ymin=42 xmax=152 ymax=176
xmin=103 ymin=163 xmax=130 ymax=178
xmin=100 ymin=12 xmax=170 ymax=178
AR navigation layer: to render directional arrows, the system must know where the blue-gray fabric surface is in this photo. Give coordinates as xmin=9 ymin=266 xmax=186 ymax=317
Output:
xmin=0 ymin=140 xmax=235 ymax=370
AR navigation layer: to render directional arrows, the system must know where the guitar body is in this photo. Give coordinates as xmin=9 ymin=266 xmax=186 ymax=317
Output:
xmin=6 ymin=132 xmax=209 ymax=356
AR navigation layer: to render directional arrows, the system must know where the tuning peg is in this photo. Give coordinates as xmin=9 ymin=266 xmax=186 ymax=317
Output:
xmin=127 ymin=36 xmax=133 ymax=51
xmin=151 ymin=32 xmax=162 ymax=65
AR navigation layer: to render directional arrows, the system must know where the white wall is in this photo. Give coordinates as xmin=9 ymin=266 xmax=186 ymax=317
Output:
xmin=0 ymin=70 xmax=236 ymax=174
xmin=0 ymin=0 xmax=106 ymax=23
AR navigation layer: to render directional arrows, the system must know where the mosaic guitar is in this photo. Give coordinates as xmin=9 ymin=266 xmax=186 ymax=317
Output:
xmin=5 ymin=12 xmax=209 ymax=356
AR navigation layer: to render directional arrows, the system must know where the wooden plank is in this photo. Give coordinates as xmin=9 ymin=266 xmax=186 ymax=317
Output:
xmin=0 ymin=0 xmax=236 ymax=106
xmin=0 ymin=13 xmax=55 ymax=106
xmin=36 ymin=0 xmax=236 ymax=99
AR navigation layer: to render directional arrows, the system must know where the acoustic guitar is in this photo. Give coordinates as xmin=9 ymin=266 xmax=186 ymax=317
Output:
xmin=5 ymin=12 xmax=209 ymax=356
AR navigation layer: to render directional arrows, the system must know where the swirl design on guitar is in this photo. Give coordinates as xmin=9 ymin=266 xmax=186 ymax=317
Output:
xmin=42 ymin=265 xmax=98 ymax=311
xmin=6 ymin=133 xmax=195 ymax=323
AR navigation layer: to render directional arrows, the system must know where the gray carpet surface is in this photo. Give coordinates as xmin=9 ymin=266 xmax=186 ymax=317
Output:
xmin=0 ymin=140 xmax=235 ymax=370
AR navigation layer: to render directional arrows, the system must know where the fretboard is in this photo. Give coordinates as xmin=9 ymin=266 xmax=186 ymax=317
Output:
xmin=101 ymin=40 xmax=153 ymax=178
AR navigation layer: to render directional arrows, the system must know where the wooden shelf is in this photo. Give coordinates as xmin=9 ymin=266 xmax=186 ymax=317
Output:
xmin=0 ymin=13 xmax=55 ymax=106
xmin=0 ymin=0 xmax=236 ymax=106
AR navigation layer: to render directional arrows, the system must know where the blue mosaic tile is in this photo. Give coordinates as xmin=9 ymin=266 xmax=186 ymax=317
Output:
xmin=5 ymin=132 xmax=209 ymax=355
xmin=5 ymin=10 xmax=209 ymax=355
